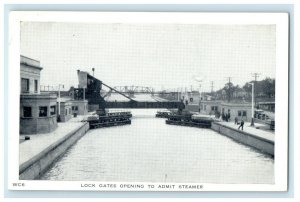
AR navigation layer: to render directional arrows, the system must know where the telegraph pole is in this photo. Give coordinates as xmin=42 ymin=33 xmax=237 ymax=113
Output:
xmin=226 ymin=77 xmax=232 ymax=102
xmin=210 ymin=81 xmax=214 ymax=93
xmin=251 ymin=73 xmax=261 ymax=106
xmin=252 ymin=73 xmax=260 ymax=82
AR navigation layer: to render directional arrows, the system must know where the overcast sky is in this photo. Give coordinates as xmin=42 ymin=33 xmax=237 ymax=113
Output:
xmin=21 ymin=22 xmax=275 ymax=92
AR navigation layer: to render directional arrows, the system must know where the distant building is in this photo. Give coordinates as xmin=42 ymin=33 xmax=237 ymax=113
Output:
xmin=220 ymin=102 xmax=252 ymax=122
xmin=200 ymin=100 xmax=222 ymax=115
xmin=57 ymin=98 xmax=73 ymax=122
xmin=257 ymin=102 xmax=275 ymax=112
xmin=20 ymin=55 xmax=58 ymax=134
xmin=198 ymin=99 xmax=252 ymax=121
xmin=71 ymin=100 xmax=88 ymax=115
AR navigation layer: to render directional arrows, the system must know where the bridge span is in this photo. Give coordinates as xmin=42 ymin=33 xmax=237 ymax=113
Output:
xmin=73 ymin=70 xmax=183 ymax=109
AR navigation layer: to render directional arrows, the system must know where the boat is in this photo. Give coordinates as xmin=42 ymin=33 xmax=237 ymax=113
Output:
xmin=87 ymin=111 xmax=132 ymax=129
xmin=155 ymin=109 xmax=171 ymax=118
xmin=165 ymin=113 xmax=214 ymax=128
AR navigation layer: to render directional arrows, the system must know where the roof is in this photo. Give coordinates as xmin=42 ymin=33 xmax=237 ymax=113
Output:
xmin=20 ymin=55 xmax=43 ymax=70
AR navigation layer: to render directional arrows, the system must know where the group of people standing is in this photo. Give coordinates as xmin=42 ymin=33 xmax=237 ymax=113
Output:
xmin=221 ymin=113 xmax=231 ymax=122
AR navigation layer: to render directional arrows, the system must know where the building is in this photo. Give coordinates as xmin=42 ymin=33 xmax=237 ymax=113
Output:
xmin=257 ymin=102 xmax=275 ymax=112
xmin=200 ymin=100 xmax=222 ymax=115
xmin=198 ymin=99 xmax=252 ymax=121
xmin=220 ymin=102 xmax=252 ymax=122
xmin=57 ymin=98 xmax=73 ymax=122
xmin=71 ymin=100 xmax=88 ymax=115
xmin=20 ymin=55 xmax=58 ymax=134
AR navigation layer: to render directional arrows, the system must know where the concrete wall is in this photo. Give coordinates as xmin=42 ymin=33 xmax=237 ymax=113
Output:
xmin=20 ymin=116 xmax=57 ymax=134
xmin=211 ymin=122 xmax=274 ymax=156
xmin=19 ymin=122 xmax=89 ymax=180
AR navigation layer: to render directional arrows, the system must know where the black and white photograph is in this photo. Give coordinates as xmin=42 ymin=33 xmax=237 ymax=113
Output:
xmin=8 ymin=11 xmax=289 ymax=191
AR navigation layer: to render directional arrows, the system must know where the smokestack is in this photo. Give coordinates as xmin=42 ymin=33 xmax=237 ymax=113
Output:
xmin=92 ymin=68 xmax=95 ymax=77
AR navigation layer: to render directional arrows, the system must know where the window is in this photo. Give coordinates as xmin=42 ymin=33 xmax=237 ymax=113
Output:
xmin=39 ymin=106 xmax=48 ymax=117
xmin=34 ymin=80 xmax=38 ymax=93
xmin=72 ymin=106 xmax=78 ymax=111
xmin=190 ymin=97 xmax=193 ymax=102
xmin=21 ymin=78 xmax=29 ymax=93
xmin=23 ymin=107 xmax=32 ymax=117
xmin=50 ymin=106 xmax=56 ymax=115
xmin=238 ymin=110 xmax=247 ymax=117
xmin=65 ymin=109 xmax=68 ymax=115
xmin=211 ymin=106 xmax=218 ymax=111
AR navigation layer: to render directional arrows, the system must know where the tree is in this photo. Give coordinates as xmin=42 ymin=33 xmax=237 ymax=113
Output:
xmin=223 ymin=82 xmax=235 ymax=102
xmin=259 ymin=77 xmax=275 ymax=98
xmin=243 ymin=82 xmax=253 ymax=94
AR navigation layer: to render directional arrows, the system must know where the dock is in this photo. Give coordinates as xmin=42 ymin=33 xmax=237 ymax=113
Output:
xmin=211 ymin=121 xmax=274 ymax=156
xmin=19 ymin=116 xmax=90 ymax=180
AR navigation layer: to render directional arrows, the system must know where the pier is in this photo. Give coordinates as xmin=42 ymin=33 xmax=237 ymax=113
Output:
xmin=19 ymin=116 xmax=89 ymax=180
xmin=211 ymin=121 xmax=274 ymax=156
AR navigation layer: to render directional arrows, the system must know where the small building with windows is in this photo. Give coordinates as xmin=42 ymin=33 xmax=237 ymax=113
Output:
xmin=197 ymin=100 xmax=252 ymax=121
xmin=20 ymin=55 xmax=58 ymax=134
xmin=200 ymin=100 xmax=222 ymax=116
xmin=71 ymin=100 xmax=88 ymax=115
xmin=220 ymin=102 xmax=252 ymax=122
xmin=57 ymin=98 xmax=73 ymax=122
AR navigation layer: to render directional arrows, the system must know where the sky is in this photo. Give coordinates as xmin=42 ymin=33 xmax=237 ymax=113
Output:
xmin=21 ymin=22 xmax=276 ymax=92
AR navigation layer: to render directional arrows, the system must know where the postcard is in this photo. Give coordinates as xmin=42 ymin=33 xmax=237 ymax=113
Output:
xmin=7 ymin=11 xmax=289 ymax=191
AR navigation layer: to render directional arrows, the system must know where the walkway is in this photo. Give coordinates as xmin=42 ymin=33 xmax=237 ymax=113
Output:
xmin=217 ymin=121 xmax=274 ymax=142
xmin=19 ymin=115 xmax=88 ymax=166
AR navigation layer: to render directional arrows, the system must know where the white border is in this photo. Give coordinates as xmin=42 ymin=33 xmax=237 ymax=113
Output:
xmin=8 ymin=11 xmax=289 ymax=191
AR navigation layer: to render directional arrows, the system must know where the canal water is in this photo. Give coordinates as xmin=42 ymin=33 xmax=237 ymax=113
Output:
xmin=41 ymin=109 xmax=274 ymax=184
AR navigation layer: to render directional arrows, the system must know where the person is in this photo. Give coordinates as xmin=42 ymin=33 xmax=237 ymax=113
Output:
xmin=234 ymin=117 xmax=238 ymax=125
xmin=238 ymin=119 xmax=244 ymax=130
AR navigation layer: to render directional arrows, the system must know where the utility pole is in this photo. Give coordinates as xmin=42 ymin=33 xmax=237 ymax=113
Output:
xmin=252 ymin=73 xmax=260 ymax=82
xmin=251 ymin=73 xmax=261 ymax=106
xmin=250 ymin=82 xmax=255 ymax=126
xmin=210 ymin=81 xmax=214 ymax=93
xmin=226 ymin=77 xmax=232 ymax=102
xmin=58 ymin=84 xmax=64 ymax=122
